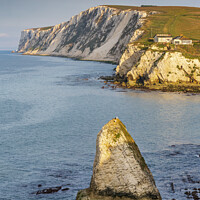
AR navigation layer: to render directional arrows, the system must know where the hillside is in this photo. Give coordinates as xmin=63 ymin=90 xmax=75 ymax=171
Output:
xmin=18 ymin=5 xmax=200 ymax=92
xmin=107 ymin=5 xmax=200 ymax=41
xmin=107 ymin=5 xmax=200 ymax=59
xmin=18 ymin=5 xmax=200 ymax=59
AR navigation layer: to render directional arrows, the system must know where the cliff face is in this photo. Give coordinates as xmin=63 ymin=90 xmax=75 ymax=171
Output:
xmin=18 ymin=6 xmax=147 ymax=63
xmin=116 ymin=44 xmax=200 ymax=85
xmin=18 ymin=5 xmax=200 ymax=88
xmin=116 ymin=43 xmax=145 ymax=77
xmin=76 ymin=118 xmax=161 ymax=200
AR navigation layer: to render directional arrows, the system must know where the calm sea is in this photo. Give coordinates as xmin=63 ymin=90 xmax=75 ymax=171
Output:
xmin=0 ymin=51 xmax=199 ymax=200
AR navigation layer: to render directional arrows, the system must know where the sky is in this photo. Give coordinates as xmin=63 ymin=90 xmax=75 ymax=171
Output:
xmin=0 ymin=0 xmax=200 ymax=50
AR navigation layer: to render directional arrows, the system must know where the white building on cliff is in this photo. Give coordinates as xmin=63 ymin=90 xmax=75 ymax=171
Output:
xmin=172 ymin=36 xmax=193 ymax=45
xmin=154 ymin=34 xmax=193 ymax=45
xmin=154 ymin=34 xmax=173 ymax=43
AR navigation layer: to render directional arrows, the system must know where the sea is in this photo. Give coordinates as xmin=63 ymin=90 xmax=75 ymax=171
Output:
xmin=0 ymin=51 xmax=199 ymax=200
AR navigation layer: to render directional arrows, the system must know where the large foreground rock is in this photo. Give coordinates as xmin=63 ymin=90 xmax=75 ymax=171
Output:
xmin=76 ymin=118 xmax=161 ymax=200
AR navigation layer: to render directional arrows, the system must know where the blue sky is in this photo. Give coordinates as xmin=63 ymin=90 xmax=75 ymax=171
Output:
xmin=0 ymin=0 xmax=200 ymax=50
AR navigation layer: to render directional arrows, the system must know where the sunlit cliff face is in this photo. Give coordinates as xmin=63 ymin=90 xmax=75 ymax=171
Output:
xmin=18 ymin=6 xmax=147 ymax=63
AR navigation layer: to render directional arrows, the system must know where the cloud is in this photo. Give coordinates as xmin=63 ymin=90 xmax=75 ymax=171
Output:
xmin=0 ymin=33 xmax=8 ymax=38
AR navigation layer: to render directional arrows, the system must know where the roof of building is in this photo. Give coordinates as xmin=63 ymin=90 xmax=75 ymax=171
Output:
xmin=173 ymin=36 xmax=191 ymax=40
xmin=154 ymin=34 xmax=172 ymax=38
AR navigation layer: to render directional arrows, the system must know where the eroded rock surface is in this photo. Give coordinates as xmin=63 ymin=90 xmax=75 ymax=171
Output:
xmin=76 ymin=118 xmax=161 ymax=200
xmin=116 ymin=45 xmax=200 ymax=85
xmin=18 ymin=6 xmax=147 ymax=63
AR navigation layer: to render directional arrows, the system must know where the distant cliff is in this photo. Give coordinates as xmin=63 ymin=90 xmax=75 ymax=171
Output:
xmin=18 ymin=6 xmax=147 ymax=63
xmin=18 ymin=5 xmax=200 ymax=92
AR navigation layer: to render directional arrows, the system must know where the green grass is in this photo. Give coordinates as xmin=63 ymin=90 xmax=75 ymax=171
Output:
xmin=176 ymin=44 xmax=200 ymax=60
xmin=39 ymin=26 xmax=53 ymax=31
xmin=106 ymin=5 xmax=200 ymax=57
xmin=27 ymin=26 xmax=53 ymax=31
xmin=106 ymin=5 xmax=200 ymax=41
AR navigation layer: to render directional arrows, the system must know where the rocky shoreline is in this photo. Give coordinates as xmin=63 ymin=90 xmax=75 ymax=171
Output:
xmin=100 ymin=75 xmax=200 ymax=93
xmin=17 ymin=51 xmax=200 ymax=94
xmin=17 ymin=5 xmax=200 ymax=94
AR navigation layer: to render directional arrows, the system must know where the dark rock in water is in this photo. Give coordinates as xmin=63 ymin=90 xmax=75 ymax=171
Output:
xmin=184 ymin=188 xmax=200 ymax=199
xmin=100 ymin=76 xmax=115 ymax=81
xmin=170 ymin=182 xmax=175 ymax=193
xmin=76 ymin=118 xmax=161 ymax=200
xmin=35 ymin=184 xmax=70 ymax=195
xmin=168 ymin=151 xmax=182 ymax=156
xmin=61 ymin=187 xmax=70 ymax=191
xmin=191 ymin=191 xmax=199 ymax=200
xmin=187 ymin=175 xmax=200 ymax=184
xmin=36 ymin=186 xmax=61 ymax=195
xmin=185 ymin=191 xmax=191 ymax=196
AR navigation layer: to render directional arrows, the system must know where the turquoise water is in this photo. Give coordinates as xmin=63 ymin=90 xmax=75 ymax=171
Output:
xmin=0 ymin=51 xmax=199 ymax=200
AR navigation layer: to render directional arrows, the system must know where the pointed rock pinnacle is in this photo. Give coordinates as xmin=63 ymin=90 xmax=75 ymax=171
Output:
xmin=76 ymin=118 xmax=161 ymax=200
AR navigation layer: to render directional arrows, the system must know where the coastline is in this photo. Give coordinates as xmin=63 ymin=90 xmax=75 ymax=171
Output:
xmin=16 ymin=5 xmax=200 ymax=95
xmin=17 ymin=51 xmax=200 ymax=94
xmin=101 ymin=75 xmax=200 ymax=94
xmin=19 ymin=52 xmax=118 ymax=65
xmin=5 ymin=50 xmax=200 ymax=200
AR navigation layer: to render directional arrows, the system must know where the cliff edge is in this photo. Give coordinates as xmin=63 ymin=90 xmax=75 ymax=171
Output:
xmin=114 ymin=43 xmax=200 ymax=92
xmin=18 ymin=6 xmax=147 ymax=63
xmin=18 ymin=5 xmax=200 ymax=92
xmin=76 ymin=118 xmax=161 ymax=200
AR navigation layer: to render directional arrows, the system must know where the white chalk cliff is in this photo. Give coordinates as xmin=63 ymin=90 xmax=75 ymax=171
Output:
xmin=18 ymin=6 xmax=147 ymax=63
xmin=18 ymin=5 xmax=200 ymax=86
xmin=116 ymin=44 xmax=200 ymax=84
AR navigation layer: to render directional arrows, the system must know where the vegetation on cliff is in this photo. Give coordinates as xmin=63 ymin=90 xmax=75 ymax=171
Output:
xmin=107 ymin=5 xmax=200 ymax=58
xmin=107 ymin=5 xmax=200 ymax=40
xmin=18 ymin=5 xmax=200 ymax=92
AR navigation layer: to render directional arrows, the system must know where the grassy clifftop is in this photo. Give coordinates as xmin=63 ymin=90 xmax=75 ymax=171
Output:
xmin=106 ymin=5 xmax=200 ymax=41
xmin=106 ymin=5 xmax=200 ymax=59
xmin=26 ymin=26 xmax=53 ymax=31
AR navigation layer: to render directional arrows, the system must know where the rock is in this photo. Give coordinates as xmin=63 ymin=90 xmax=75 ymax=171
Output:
xmin=116 ymin=43 xmax=145 ymax=77
xmin=61 ymin=187 xmax=69 ymax=191
xmin=76 ymin=118 xmax=161 ymax=200
xmin=36 ymin=186 xmax=61 ymax=195
xmin=35 ymin=185 xmax=70 ymax=194
xmin=170 ymin=182 xmax=175 ymax=193
xmin=120 ymin=49 xmax=200 ymax=85
xmin=17 ymin=6 xmax=147 ymax=63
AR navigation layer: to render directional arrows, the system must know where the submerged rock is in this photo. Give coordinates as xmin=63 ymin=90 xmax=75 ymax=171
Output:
xmin=36 ymin=186 xmax=61 ymax=194
xmin=76 ymin=118 xmax=161 ymax=200
xmin=35 ymin=185 xmax=69 ymax=195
